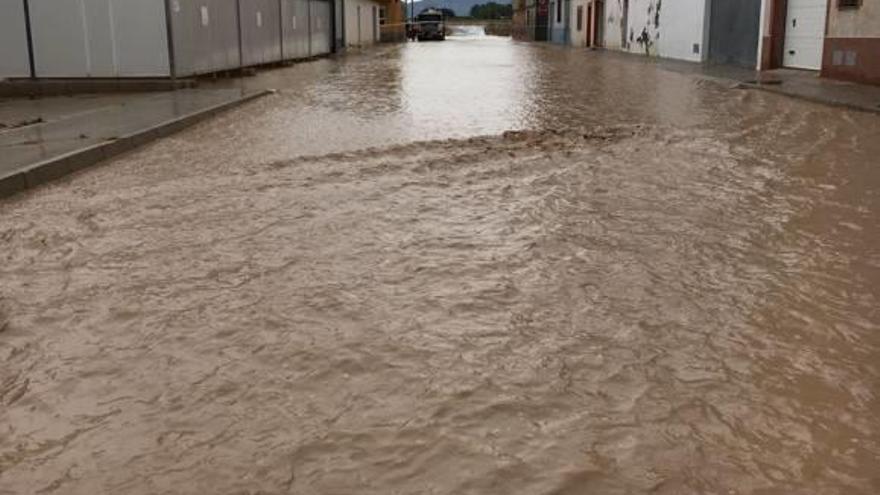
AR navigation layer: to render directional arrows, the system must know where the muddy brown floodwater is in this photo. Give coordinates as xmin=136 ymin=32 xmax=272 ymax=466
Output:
xmin=1 ymin=35 xmax=879 ymax=494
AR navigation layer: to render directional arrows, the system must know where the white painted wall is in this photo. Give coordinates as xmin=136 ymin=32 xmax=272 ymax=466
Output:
xmin=569 ymin=0 xmax=588 ymax=47
xmin=344 ymin=0 xmax=380 ymax=47
xmin=602 ymin=0 xmax=707 ymax=62
xmin=603 ymin=0 xmax=625 ymax=50
xmin=827 ymin=0 xmax=880 ymax=37
xmin=657 ymin=0 xmax=708 ymax=61
xmin=627 ymin=0 xmax=658 ymax=55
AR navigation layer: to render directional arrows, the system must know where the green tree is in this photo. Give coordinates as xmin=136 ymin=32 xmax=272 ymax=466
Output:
xmin=469 ymin=2 xmax=513 ymax=19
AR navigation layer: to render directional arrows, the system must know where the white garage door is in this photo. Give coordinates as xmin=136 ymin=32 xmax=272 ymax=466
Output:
xmin=783 ymin=0 xmax=827 ymax=70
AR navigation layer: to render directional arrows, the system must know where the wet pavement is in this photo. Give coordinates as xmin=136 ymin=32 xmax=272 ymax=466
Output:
xmin=0 ymin=89 xmax=258 ymax=180
xmin=1 ymin=33 xmax=879 ymax=494
xmin=600 ymin=50 xmax=880 ymax=114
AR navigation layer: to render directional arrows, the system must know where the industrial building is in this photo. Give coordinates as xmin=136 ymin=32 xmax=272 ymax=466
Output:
xmin=0 ymin=0 xmax=381 ymax=80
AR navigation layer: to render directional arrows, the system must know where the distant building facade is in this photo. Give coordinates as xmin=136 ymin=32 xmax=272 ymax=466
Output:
xmin=378 ymin=0 xmax=407 ymax=42
xmin=518 ymin=0 xmax=549 ymax=41
xmin=514 ymin=0 xmax=879 ymax=86
xmin=513 ymin=0 xmax=529 ymax=40
xmin=549 ymin=0 xmax=570 ymax=44
xmin=343 ymin=0 xmax=383 ymax=48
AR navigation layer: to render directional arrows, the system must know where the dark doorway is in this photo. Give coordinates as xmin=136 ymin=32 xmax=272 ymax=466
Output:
xmin=708 ymin=0 xmax=762 ymax=67
xmin=620 ymin=0 xmax=628 ymax=49
xmin=585 ymin=3 xmax=592 ymax=46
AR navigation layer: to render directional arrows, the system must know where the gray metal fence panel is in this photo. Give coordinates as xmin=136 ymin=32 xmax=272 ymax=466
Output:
xmin=29 ymin=0 xmax=90 ymax=77
xmin=0 ymin=1 xmax=32 ymax=78
xmin=111 ymin=0 xmax=171 ymax=76
xmin=169 ymin=0 xmax=241 ymax=76
xmin=309 ymin=0 xmax=331 ymax=56
xmin=82 ymin=0 xmax=116 ymax=76
xmin=239 ymin=0 xmax=283 ymax=67
xmin=210 ymin=0 xmax=242 ymax=71
xmin=29 ymin=0 xmax=170 ymax=77
xmin=281 ymin=0 xmax=311 ymax=60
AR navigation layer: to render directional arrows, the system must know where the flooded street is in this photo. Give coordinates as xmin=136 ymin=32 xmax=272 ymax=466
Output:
xmin=1 ymin=34 xmax=879 ymax=494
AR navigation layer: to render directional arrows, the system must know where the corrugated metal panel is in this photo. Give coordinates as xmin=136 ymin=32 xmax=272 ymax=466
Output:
xmin=334 ymin=0 xmax=344 ymax=49
xmin=110 ymin=0 xmax=172 ymax=76
xmin=239 ymin=0 xmax=283 ymax=67
xmin=281 ymin=0 xmax=311 ymax=60
xmin=29 ymin=0 xmax=169 ymax=77
xmin=0 ymin=1 xmax=32 ymax=78
xmin=28 ymin=0 xmax=169 ymax=78
xmin=708 ymin=0 xmax=760 ymax=67
xmin=29 ymin=0 xmax=89 ymax=77
xmin=310 ymin=0 xmax=332 ymax=56
xmin=84 ymin=0 xmax=117 ymax=76
xmin=169 ymin=0 xmax=241 ymax=76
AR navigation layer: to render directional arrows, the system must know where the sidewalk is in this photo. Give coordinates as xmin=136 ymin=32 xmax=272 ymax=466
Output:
xmin=595 ymin=49 xmax=880 ymax=115
xmin=0 ymin=88 xmax=268 ymax=199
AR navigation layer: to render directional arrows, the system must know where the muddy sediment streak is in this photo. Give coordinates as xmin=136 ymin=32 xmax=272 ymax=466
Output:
xmin=1 ymin=126 xmax=878 ymax=494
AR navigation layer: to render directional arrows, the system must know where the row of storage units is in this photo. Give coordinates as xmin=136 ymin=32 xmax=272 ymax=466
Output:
xmin=0 ymin=0 xmax=337 ymax=79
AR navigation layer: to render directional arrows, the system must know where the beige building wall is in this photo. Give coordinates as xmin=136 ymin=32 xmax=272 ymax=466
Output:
xmin=827 ymin=1 xmax=880 ymax=37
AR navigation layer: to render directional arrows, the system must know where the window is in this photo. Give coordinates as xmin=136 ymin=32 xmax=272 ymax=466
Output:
xmin=556 ymin=0 xmax=562 ymax=23
xmin=838 ymin=0 xmax=860 ymax=7
xmin=379 ymin=6 xmax=386 ymax=25
xmin=576 ymin=6 xmax=583 ymax=31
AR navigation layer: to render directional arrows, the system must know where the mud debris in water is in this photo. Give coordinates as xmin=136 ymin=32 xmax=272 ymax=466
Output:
xmin=1 ymin=37 xmax=879 ymax=495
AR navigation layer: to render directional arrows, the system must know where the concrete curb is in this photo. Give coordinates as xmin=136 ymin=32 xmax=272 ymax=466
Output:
xmin=0 ymin=89 xmax=271 ymax=200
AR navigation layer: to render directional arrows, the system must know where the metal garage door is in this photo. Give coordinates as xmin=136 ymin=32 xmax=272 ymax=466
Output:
xmin=708 ymin=0 xmax=761 ymax=68
xmin=783 ymin=0 xmax=826 ymax=70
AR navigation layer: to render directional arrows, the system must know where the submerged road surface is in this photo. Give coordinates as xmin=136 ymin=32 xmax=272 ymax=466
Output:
xmin=1 ymin=34 xmax=879 ymax=494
